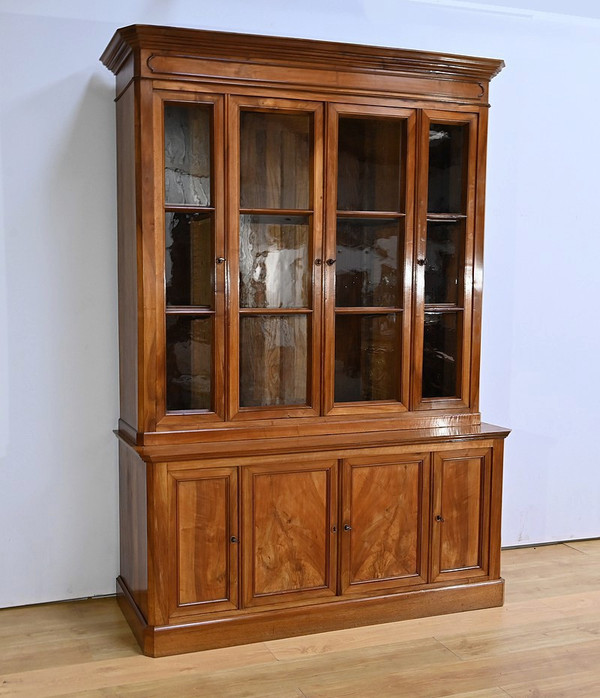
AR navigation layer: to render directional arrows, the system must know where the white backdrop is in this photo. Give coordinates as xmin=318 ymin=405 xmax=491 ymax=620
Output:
xmin=1 ymin=0 xmax=599 ymax=607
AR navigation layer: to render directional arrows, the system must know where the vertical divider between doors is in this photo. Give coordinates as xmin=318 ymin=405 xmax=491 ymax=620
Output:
xmin=223 ymin=93 xmax=231 ymax=422
xmin=336 ymin=456 xmax=345 ymax=596
xmin=411 ymin=109 xmax=427 ymax=412
xmin=322 ymin=103 xmax=338 ymax=415
xmin=402 ymin=110 xmax=418 ymax=410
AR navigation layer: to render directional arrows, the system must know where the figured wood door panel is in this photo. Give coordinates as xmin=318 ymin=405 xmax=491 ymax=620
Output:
xmin=430 ymin=448 xmax=491 ymax=582
xmin=168 ymin=467 xmax=238 ymax=618
xmin=242 ymin=460 xmax=337 ymax=607
xmin=340 ymin=454 xmax=430 ymax=595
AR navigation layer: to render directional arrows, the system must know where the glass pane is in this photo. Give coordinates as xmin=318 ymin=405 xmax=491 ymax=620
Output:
xmin=166 ymin=316 xmax=212 ymax=411
xmin=166 ymin=212 xmax=213 ymax=307
xmin=425 ymin=221 xmax=462 ymax=305
xmin=335 ymin=314 xmax=399 ymax=403
xmin=422 ymin=312 xmax=460 ymax=398
xmin=338 ymin=117 xmax=402 ymax=212
xmin=164 ymin=103 xmax=211 ymax=206
xmin=239 ymin=215 xmax=309 ymax=309
xmin=240 ymin=111 xmax=311 ymax=210
xmin=428 ymin=123 xmax=467 ymax=214
xmin=240 ymin=315 xmax=308 ymax=407
xmin=336 ymin=218 xmax=402 ymax=308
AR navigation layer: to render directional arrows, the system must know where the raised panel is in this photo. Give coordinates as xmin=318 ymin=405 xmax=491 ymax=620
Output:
xmin=430 ymin=448 xmax=491 ymax=582
xmin=242 ymin=460 xmax=337 ymax=607
xmin=341 ymin=454 xmax=430 ymax=595
xmin=168 ymin=467 xmax=238 ymax=617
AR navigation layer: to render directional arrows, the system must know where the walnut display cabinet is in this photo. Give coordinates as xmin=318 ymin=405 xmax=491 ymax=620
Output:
xmin=101 ymin=24 xmax=508 ymax=657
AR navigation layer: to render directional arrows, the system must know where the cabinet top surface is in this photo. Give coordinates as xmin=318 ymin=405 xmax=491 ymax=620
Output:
xmin=100 ymin=23 xmax=504 ymax=82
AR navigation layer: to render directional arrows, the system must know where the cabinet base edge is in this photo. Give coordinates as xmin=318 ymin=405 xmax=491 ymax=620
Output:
xmin=117 ymin=576 xmax=504 ymax=657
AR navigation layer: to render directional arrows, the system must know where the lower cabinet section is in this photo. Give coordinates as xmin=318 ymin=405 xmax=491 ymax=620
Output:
xmin=117 ymin=432 xmax=507 ymax=656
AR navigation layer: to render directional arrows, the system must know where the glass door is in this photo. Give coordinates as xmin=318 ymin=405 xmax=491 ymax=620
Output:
xmin=414 ymin=111 xmax=477 ymax=410
xmin=157 ymin=92 xmax=225 ymax=423
xmin=324 ymin=105 xmax=415 ymax=415
xmin=228 ymin=97 xmax=323 ymax=419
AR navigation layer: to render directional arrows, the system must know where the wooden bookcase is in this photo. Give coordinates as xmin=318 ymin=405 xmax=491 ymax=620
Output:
xmin=101 ymin=25 xmax=508 ymax=657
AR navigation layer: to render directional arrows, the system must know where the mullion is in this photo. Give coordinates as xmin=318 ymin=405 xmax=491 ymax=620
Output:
xmin=240 ymin=208 xmax=312 ymax=216
xmin=166 ymin=308 xmax=215 ymax=315
xmin=166 ymin=205 xmax=215 ymax=213
xmin=239 ymin=308 xmax=312 ymax=315
xmin=336 ymin=211 xmax=405 ymax=219
xmin=335 ymin=307 xmax=403 ymax=314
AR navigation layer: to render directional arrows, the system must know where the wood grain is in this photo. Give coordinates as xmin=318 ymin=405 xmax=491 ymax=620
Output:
xmin=242 ymin=460 xmax=338 ymax=607
xmin=115 ymin=83 xmax=138 ymax=432
xmin=169 ymin=467 xmax=238 ymax=613
xmin=340 ymin=454 xmax=430 ymax=594
xmin=430 ymin=447 xmax=491 ymax=582
xmin=118 ymin=443 xmax=148 ymax=620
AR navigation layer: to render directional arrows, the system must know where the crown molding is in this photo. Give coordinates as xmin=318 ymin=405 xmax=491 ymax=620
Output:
xmin=100 ymin=24 xmax=504 ymax=83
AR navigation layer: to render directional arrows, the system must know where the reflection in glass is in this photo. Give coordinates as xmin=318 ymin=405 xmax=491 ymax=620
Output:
xmin=422 ymin=312 xmax=460 ymax=398
xmin=336 ymin=218 xmax=402 ymax=308
xmin=425 ymin=221 xmax=462 ymax=305
xmin=338 ymin=117 xmax=403 ymax=212
xmin=164 ymin=103 xmax=211 ymax=206
xmin=334 ymin=314 xmax=399 ymax=403
xmin=239 ymin=215 xmax=309 ymax=309
xmin=240 ymin=315 xmax=308 ymax=407
xmin=166 ymin=212 xmax=213 ymax=307
xmin=166 ymin=316 xmax=212 ymax=411
xmin=240 ymin=111 xmax=311 ymax=210
xmin=428 ymin=123 xmax=467 ymax=213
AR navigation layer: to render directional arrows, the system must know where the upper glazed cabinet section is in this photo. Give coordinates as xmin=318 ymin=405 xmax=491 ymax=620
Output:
xmin=101 ymin=26 xmax=503 ymax=434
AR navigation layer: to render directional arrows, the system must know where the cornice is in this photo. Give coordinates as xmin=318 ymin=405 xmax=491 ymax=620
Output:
xmin=100 ymin=24 xmax=504 ymax=83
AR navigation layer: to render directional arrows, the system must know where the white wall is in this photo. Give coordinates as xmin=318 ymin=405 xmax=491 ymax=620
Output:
xmin=1 ymin=0 xmax=599 ymax=607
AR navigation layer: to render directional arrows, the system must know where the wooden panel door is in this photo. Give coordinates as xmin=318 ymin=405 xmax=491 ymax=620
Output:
xmin=430 ymin=448 xmax=491 ymax=582
xmin=242 ymin=459 xmax=338 ymax=607
xmin=340 ymin=454 xmax=430 ymax=595
xmin=167 ymin=466 xmax=238 ymax=618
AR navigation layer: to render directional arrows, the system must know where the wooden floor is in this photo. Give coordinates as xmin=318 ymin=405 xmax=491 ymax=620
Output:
xmin=1 ymin=540 xmax=599 ymax=697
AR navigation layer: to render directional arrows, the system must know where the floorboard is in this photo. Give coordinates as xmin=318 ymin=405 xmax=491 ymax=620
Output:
xmin=1 ymin=540 xmax=599 ymax=697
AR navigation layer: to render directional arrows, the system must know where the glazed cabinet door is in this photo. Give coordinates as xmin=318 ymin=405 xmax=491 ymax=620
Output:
xmin=414 ymin=111 xmax=479 ymax=411
xmin=324 ymin=104 xmax=416 ymax=416
xmin=228 ymin=97 xmax=324 ymax=420
xmin=340 ymin=453 xmax=430 ymax=595
xmin=154 ymin=91 xmax=226 ymax=428
xmin=430 ymin=448 xmax=491 ymax=582
xmin=167 ymin=466 xmax=239 ymax=619
xmin=242 ymin=459 xmax=338 ymax=607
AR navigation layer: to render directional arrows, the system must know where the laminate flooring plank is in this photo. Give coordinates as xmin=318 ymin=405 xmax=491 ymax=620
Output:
xmin=295 ymin=639 xmax=600 ymax=697
xmin=564 ymin=537 xmax=600 ymax=555
xmin=1 ymin=541 xmax=600 ymax=698
xmin=501 ymin=668 xmax=600 ymax=697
